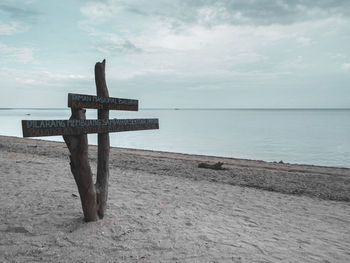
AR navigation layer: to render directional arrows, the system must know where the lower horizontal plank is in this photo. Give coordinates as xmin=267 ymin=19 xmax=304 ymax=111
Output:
xmin=22 ymin=118 xmax=159 ymax=137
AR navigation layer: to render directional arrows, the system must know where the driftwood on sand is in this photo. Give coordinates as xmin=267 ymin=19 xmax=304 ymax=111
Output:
xmin=198 ymin=161 xmax=225 ymax=170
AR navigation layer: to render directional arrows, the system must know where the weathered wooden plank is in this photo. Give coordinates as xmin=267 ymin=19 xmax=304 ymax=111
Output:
xmin=22 ymin=118 xmax=159 ymax=137
xmin=68 ymin=93 xmax=138 ymax=111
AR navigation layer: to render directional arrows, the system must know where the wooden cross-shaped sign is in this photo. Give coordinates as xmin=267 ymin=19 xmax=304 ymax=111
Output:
xmin=22 ymin=92 xmax=159 ymax=137
xmin=21 ymin=60 xmax=159 ymax=222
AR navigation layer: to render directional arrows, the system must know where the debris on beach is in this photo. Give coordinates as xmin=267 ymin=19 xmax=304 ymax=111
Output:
xmin=198 ymin=161 xmax=225 ymax=170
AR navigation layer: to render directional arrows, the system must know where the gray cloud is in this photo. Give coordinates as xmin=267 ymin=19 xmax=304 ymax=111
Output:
xmin=104 ymin=0 xmax=350 ymax=26
xmin=188 ymin=0 xmax=350 ymax=25
xmin=0 ymin=4 xmax=41 ymax=22
xmin=95 ymin=39 xmax=142 ymax=55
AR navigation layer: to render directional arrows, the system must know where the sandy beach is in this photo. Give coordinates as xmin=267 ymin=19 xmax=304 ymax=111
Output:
xmin=0 ymin=135 xmax=349 ymax=262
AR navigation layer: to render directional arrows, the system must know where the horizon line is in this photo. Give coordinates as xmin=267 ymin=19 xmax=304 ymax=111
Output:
xmin=1 ymin=107 xmax=349 ymax=110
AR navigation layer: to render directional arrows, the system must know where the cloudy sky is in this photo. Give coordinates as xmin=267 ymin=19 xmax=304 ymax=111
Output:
xmin=1 ymin=0 xmax=349 ymax=108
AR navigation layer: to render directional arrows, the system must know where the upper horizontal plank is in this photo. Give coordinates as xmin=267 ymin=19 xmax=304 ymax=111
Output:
xmin=22 ymin=118 xmax=159 ymax=137
xmin=68 ymin=93 xmax=138 ymax=111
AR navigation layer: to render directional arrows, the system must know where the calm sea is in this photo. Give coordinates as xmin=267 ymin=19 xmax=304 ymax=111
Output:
xmin=0 ymin=108 xmax=349 ymax=168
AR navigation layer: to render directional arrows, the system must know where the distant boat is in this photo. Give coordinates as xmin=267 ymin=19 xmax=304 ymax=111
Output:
xmin=174 ymin=108 xmax=180 ymax=110
xmin=25 ymin=113 xmax=31 ymax=116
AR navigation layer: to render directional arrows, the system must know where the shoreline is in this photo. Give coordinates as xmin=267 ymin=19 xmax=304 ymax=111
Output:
xmin=2 ymin=135 xmax=349 ymax=170
xmin=1 ymin=135 xmax=349 ymax=202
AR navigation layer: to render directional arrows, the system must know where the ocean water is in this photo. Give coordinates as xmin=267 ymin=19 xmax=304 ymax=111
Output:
xmin=0 ymin=108 xmax=349 ymax=168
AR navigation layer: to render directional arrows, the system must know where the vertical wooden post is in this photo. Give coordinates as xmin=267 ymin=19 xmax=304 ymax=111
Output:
xmin=94 ymin=59 xmax=110 ymax=219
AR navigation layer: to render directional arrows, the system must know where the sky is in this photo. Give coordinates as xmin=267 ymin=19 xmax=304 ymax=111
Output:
xmin=0 ymin=0 xmax=349 ymax=108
